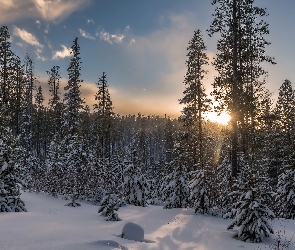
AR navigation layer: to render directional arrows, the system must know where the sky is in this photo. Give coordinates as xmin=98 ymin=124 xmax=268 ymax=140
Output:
xmin=0 ymin=0 xmax=295 ymax=118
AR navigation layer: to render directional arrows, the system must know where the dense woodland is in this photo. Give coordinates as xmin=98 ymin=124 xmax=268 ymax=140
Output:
xmin=1 ymin=0 xmax=295 ymax=243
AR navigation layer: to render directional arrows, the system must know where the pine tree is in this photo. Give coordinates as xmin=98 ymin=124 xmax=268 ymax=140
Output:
xmin=20 ymin=54 xmax=36 ymax=150
xmin=276 ymin=152 xmax=295 ymax=219
xmin=93 ymin=72 xmax=114 ymax=159
xmin=47 ymin=65 xmax=62 ymax=135
xmin=0 ymin=115 xmax=27 ymax=212
xmin=223 ymin=163 xmax=274 ymax=243
xmin=44 ymin=136 xmax=64 ymax=197
xmin=164 ymin=117 xmax=174 ymax=163
xmin=122 ymin=151 xmax=150 ymax=207
xmin=275 ymin=79 xmax=295 ymax=154
xmin=10 ymin=55 xmax=25 ymax=135
xmin=61 ymin=37 xmax=85 ymax=206
xmin=33 ymin=86 xmax=45 ymax=157
xmin=208 ymin=0 xmax=274 ymax=176
xmin=98 ymin=193 xmax=121 ymax=221
xmin=161 ymin=143 xmax=189 ymax=209
xmin=0 ymin=26 xmax=14 ymax=108
xmin=63 ymin=37 xmax=84 ymax=137
xmin=189 ymin=170 xmax=210 ymax=214
xmin=179 ymin=29 xmax=211 ymax=170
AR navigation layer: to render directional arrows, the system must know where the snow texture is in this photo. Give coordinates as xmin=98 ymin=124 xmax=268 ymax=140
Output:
xmin=1 ymin=191 xmax=295 ymax=250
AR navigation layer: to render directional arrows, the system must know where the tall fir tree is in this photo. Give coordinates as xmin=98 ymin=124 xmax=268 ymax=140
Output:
xmin=0 ymin=110 xmax=27 ymax=212
xmin=179 ymin=29 xmax=211 ymax=170
xmin=93 ymin=72 xmax=114 ymax=159
xmin=0 ymin=26 xmax=14 ymax=108
xmin=208 ymin=0 xmax=274 ymax=176
xmin=47 ymin=65 xmax=62 ymax=135
xmin=63 ymin=37 xmax=84 ymax=137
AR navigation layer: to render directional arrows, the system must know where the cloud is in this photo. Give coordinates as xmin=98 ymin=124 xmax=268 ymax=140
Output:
xmin=44 ymin=24 xmax=50 ymax=34
xmin=52 ymin=45 xmax=72 ymax=60
xmin=129 ymin=38 xmax=135 ymax=46
xmin=86 ymin=18 xmax=95 ymax=24
xmin=35 ymin=48 xmax=46 ymax=61
xmin=79 ymin=28 xmax=96 ymax=40
xmin=112 ymin=12 xmax=213 ymax=117
xmin=36 ymin=20 xmax=41 ymax=29
xmin=34 ymin=0 xmax=90 ymax=21
xmin=96 ymin=28 xmax=125 ymax=44
xmin=125 ymin=25 xmax=130 ymax=32
xmin=13 ymin=26 xmax=44 ymax=48
xmin=0 ymin=0 xmax=14 ymax=8
xmin=0 ymin=0 xmax=90 ymax=24
xmin=44 ymin=36 xmax=52 ymax=49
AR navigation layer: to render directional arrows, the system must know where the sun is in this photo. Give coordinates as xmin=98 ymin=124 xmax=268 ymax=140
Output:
xmin=205 ymin=112 xmax=231 ymax=125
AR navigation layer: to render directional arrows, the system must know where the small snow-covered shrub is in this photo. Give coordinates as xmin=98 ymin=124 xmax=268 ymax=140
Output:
xmin=98 ymin=193 xmax=121 ymax=221
xmin=65 ymin=192 xmax=81 ymax=207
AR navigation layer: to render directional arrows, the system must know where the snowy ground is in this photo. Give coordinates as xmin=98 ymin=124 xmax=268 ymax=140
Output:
xmin=1 ymin=192 xmax=295 ymax=250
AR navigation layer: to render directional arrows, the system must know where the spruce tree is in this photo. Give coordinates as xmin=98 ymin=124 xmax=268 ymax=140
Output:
xmin=0 ymin=113 xmax=27 ymax=212
xmin=189 ymin=170 xmax=210 ymax=214
xmin=61 ymin=37 xmax=85 ymax=206
xmin=98 ymin=193 xmax=121 ymax=221
xmin=47 ymin=65 xmax=62 ymax=135
xmin=277 ymin=152 xmax=295 ymax=219
xmin=161 ymin=143 xmax=189 ymax=209
xmin=63 ymin=37 xmax=84 ymax=137
xmin=275 ymin=79 xmax=295 ymax=154
xmin=0 ymin=26 xmax=14 ymax=108
xmin=93 ymin=72 xmax=114 ymax=159
xmin=122 ymin=151 xmax=150 ymax=207
xmin=208 ymin=0 xmax=274 ymax=176
xmin=224 ymin=163 xmax=274 ymax=243
xmin=179 ymin=29 xmax=211 ymax=170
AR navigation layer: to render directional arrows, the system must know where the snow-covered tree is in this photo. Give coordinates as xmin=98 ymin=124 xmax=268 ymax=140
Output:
xmin=276 ymin=152 xmax=295 ymax=219
xmin=44 ymin=136 xmax=64 ymax=197
xmin=214 ymin=155 xmax=233 ymax=213
xmin=223 ymin=160 xmax=274 ymax=243
xmin=63 ymin=37 xmax=84 ymax=137
xmin=161 ymin=143 xmax=189 ymax=209
xmin=93 ymin=72 xmax=114 ymax=159
xmin=0 ymin=26 xmax=14 ymax=108
xmin=190 ymin=170 xmax=210 ymax=214
xmin=62 ymin=134 xmax=89 ymax=207
xmin=122 ymin=151 xmax=150 ymax=207
xmin=224 ymin=188 xmax=274 ymax=243
xmin=274 ymin=79 xmax=295 ymax=158
xmin=0 ymin=123 xmax=27 ymax=212
xmin=98 ymin=193 xmax=121 ymax=221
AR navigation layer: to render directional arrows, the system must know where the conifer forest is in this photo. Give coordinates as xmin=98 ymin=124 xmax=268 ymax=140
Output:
xmin=1 ymin=0 xmax=295 ymax=244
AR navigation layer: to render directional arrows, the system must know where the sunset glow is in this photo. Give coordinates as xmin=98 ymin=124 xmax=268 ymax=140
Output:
xmin=205 ymin=112 xmax=231 ymax=125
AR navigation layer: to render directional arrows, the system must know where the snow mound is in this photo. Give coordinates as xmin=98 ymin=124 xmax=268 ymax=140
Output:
xmin=122 ymin=222 xmax=144 ymax=241
xmin=95 ymin=240 xmax=123 ymax=249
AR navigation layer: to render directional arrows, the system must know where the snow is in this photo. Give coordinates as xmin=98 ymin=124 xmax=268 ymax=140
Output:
xmin=1 ymin=191 xmax=295 ymax=250
xmin=122 ymin=222 xmax=144 ymax=241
